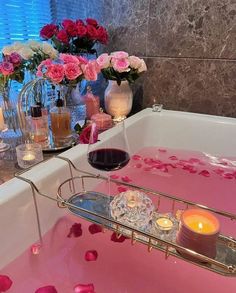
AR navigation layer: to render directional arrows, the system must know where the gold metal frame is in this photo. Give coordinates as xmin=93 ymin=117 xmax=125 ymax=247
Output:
xmin=15 ymin=155 xmax=236 ymax=277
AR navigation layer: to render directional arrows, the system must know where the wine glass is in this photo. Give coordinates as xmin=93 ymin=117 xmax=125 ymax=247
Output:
xmin=87 ymin=121 xmax=130 ymax=195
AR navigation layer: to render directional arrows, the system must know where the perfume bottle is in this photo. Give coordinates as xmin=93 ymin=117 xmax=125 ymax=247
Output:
xmin=84 ymin=86 xmax=100 ymax=119
xmin=30 ymin=105 xmax=49 ymax=147
xmin=50 ymin=98 xmax=72 ymax=146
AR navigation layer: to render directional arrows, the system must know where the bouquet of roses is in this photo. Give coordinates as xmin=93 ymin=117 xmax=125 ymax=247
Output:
xmin=0 ymin=52 xmax=25 ymax=91
xmin=2 ymin=40 xmax=58 ymax=74
xmin=40 ymin=18 xmax=108 ymax=55
xmin=36 ymin=53 xmax=101 ymax=86
xmin=97 ymin=51 xmax=147 ymax=85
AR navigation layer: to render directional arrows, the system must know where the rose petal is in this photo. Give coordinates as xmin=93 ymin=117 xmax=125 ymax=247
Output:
xmin=199 ymin=170 xmax=210 ymax=177
xmin=31 ymin=243 xmax=42 ymax=255
xmin=0 ymin=275 xmax=13 ymax=292
xmin=110 ymin=174 xmax=119 ymax=179
xmin=85 ymin=250 xmax=98 ymax=261
xmin=188 ymin=158 xmax=201 ymax=164
xmin=158 ymin=148 xmax=166 ymax=152
xmin=132 ymin=155 xmax=142 ymax=161
xmin=143 ymin=167 xmax=152 ymax=171
xmin=88 ymin=224 xmax=103 ymax=234
xmin=74 ymin=283 xmax=94 ymax=293
xmin=169 ymin=156 xmax=178 ymax=161
xmin=165 ymin=163 xmax=177 ymax=169
xmin=214 ymin=168 xmax=225 ymax=175
xmin=134 ymin=163 xmax=142 ymax=168
xmin=222 ymin=173 xmax=234 ymax=179
xmin=121 ymin=176 xmax=132 ymax=183
xmin=35 ymin=285 xmax=57 ymax=293
xmin=144 ymin=158 xmax=155 ymax=165
xmin=111 ymin=232 xmax=127 ymax=243
xmin=67 ymin=223 xmax=82 ymax=238
xmin=117 ymin=186 xmax=128 ymax=193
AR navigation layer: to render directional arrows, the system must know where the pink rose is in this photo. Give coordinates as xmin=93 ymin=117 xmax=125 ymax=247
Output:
xmin=83 ymin=61 xmax=99 ymax=81
xmin=0 ymin=61 xmax=14 ymax=75
xmin=96 ymin=26 xmax=108 ymax=44
xmin=128 ymin=55 xmax=142 ymax=70
xmin=112 ymin=58 xmax=130 ymax=73
xmin=77 ymin=56 xmax=89 ymax=65
xmin=56 ymin=30 xmax=69 ymax=44
xmin=64 ymin=63 xmax=82 ymax=80
xmin=77 ymin=25 xmax=87 ymax=37
xmin=9 ymin=52 xmax=22 ymax=66
xmin=59 ymin=53 xmax=80 ymax=64
xmin=46 ymin=64 xmax=64 ymax=83
xmin=40 ymin=24 xmax=58 ymax=39
xmin=111 ymin=51 xmax=129 ymax=59
xmin=97 ymin=53 xmax=111 ymax=69
xmin=37 ymin=59 xmax=53 ymax=76
xmin=86 ymin=18 xmax=98 ymax=27
xmin=86 ymin=25 xmax=98 ymax=39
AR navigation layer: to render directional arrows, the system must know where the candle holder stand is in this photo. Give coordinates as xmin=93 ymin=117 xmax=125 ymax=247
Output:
xmin=15 ymin=155 xmax=236 ymax=277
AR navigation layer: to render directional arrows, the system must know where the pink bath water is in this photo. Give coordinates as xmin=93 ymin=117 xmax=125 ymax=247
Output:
xmin=1 ymin=147 xmax=236 ymax=293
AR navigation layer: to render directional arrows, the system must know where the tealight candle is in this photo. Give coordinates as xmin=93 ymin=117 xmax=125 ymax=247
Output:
xmin=16 ymin=143 xmax=43 ymax=169
xmin=156 ymin=217 xmax=173 ymax=231
xmin=177 ymin=208 xmax=220 ymax=260
xmin=22 ymin=153 xmax=36 ymax=162
xmin=126 ymin=191 xmax=138 ymax=208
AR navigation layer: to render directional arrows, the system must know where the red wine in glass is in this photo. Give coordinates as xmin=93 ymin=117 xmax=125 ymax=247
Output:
xmin=88 ymin=148 xmax=130 ymax=171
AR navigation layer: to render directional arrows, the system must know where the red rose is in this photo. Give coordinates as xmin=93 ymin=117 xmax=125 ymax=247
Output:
xmin=96 ymin=26 xmax=108 ymax=44
xmin=79 ymin=124 xmax=98 ymax=144
xmin=9 ymin=52 xmax=22 ymax=67
xmin=56 ymin=30 xmax=69 ymax=44
xmin=62 ymin=19 xmax=77 ymax=37
xmin=40 ymin=24 xmax=58 ymax=39
xmin=77 ymin=25 xmax=87 ymax=37
xmin=86 ymin=25 xmax=98 ymax=39
xmin=76 ymin=19 xmax=84 ymax=26
xmin=86 ymin=18 xmax=98 ymax=27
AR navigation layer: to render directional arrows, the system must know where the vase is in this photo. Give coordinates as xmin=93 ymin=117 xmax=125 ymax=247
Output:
xmin=104 ymin=80 xmax=133 ymax=122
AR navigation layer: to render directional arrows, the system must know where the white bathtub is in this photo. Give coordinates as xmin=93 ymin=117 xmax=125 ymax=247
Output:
xmin=1 ymin=108 xmax=236 ymax=291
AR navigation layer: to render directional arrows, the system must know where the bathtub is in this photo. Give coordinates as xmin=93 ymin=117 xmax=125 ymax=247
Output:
xmin=0 ymin=108 xmax=236 ymax=292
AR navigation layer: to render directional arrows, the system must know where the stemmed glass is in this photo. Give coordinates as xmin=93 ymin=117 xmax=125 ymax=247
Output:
xmin=87 ymin=121 xmax=130 ymax=195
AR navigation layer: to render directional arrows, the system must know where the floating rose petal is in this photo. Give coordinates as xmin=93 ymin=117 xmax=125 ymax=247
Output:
xmin=85 ymin=250 xmax=98 ymax=261
xmin=121 ymin=176 xmax=132 ymax=183
xmin=169 ymin=156 xmax=178 ymax=161
xmin=189 ymin=158 xmax=201 ymax=164
xmin=165 ymin=163 xmax=177 ymax=169
xmin=189 ymin=168 xmax=197 ymax=174
xmin=111 ymin=232 xmax=127 ymax=243
xmin=214 ymin=169 xmax=225 ymax=175
xmin=223 ymin=173 xmax=234 ymax=179
xmin=88 ymin=224 xmax=103 ymax=234
xmin=35 ymin=285 xmax=58 ymax=293
xmin=74 ymin=283 xmax=94 ymax=293
xmin=67 ymin=223 xmax=82 ymax=238
xmin=31 ymin=243 xmax=42 ymax=255
xmin=158 ymin=148 xmax=167 ymax=153
xmin=132 ymin=155 xmax=142 ymax=161
xmin=110 ymin=174 xmax=119 ymax=179
xmin=144 ymin=158 xmax=155 ymax=165
xmin=134 ymin=163 xmax=142 ymax=168
xmin=117 ymin=186 xmax=128 ymax=193
xmin=0 ymin=275 xmax=13 ymax=292
xmin=160 ymin=165 xmax=168 ymax=173
xmin=199 ymin=170 xmax=210 ymax=177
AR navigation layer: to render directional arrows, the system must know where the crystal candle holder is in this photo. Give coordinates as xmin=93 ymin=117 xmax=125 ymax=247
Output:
xmin=110 ymin=190 xmax=154 ymax=230
xmin=16 ymin=143 xmax=43 ymax=169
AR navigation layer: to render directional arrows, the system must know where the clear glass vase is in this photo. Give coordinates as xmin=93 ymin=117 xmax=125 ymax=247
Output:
xmin=104 ymin=80 xmax=133 ymax=122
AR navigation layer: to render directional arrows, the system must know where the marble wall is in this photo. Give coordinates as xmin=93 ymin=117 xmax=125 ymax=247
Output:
xmin=54 ymin=0 xmax=236 ymax=117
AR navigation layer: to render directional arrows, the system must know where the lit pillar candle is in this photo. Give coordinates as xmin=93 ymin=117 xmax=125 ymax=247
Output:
xmin=177 ymin=208 xmax=220 ymax=260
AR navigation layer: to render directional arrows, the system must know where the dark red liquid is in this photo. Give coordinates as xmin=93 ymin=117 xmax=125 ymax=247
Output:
xmin=88 ymin=148 xmax=130 ymax=171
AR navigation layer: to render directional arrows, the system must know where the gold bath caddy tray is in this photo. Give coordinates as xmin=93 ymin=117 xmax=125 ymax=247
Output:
xmin=15 ymin=155 xmax=236 ymax=277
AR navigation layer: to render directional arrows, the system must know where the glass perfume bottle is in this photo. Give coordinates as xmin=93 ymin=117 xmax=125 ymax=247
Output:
xmin=50 ymin=98 xmax=72 ymax=146
xmin=30 ymin=105 xmax=49 ymax=147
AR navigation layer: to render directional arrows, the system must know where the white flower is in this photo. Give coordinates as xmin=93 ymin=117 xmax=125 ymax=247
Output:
xmin=97 ymin=53 xmax=111 ymax=69
xmin=2 ymin=45 xmax=15 ymax=55
xmin=128 ymin=56 xmax=143 ymax=70
xmin=27 ymin=40 xmax=42 ymax=50
xmin=137 ymin=59 xmax=147 ymax=73
xmin=18 ymin=46 xmax=35 ymax=60
xmin=42 ymin=42 xmax=58 ymax=59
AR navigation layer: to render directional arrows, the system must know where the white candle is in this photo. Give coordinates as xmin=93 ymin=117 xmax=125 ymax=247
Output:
xmin=22 ymin=153 xmax=35 ymax=161
xmin=0 ymin=107 xmax=4 ymax=130
xmin=156 ymin=217 xmax=174 ymax=231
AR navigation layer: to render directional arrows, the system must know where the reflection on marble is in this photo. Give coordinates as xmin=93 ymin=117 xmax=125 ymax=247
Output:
xmin=135 ymin=57 xmax=236 ymax=117
xmin=148 ymin=0 xmax=236 ymax=59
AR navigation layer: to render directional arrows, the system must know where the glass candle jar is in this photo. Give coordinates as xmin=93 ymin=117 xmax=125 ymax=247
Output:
xmin=16 ymin=143 xmax=43 ymax=169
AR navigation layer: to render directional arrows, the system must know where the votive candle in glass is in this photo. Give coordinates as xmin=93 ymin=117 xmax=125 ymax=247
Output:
xmin=16 ymin=143 xmax=43 ymax=169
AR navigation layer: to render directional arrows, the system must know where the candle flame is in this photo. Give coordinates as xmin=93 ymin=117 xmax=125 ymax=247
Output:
xmin=198 ymin=222 xmax=203 ymax=230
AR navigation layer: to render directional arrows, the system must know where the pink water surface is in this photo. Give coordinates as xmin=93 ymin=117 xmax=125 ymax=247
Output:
xmin=1 ymin=147 xmax=236 ymax=293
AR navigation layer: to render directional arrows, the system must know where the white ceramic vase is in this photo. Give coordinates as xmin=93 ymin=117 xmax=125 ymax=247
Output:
xmin=104 ymin=80 xmax=133 ymax=122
